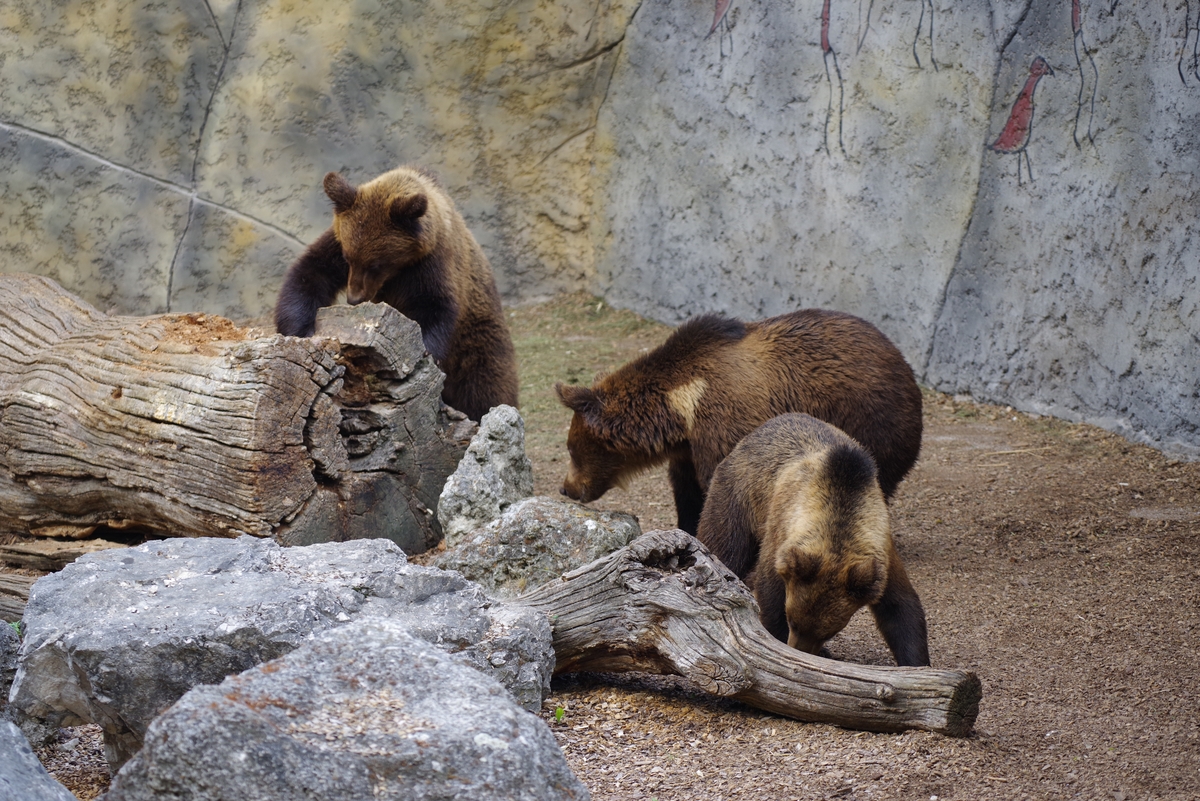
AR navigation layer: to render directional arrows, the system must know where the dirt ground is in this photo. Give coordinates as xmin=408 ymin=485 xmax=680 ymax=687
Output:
xmin=12 ymin=294 xmax=1200 ymax=800
xmin=512 ymin=296 xmax=1200 ymax=801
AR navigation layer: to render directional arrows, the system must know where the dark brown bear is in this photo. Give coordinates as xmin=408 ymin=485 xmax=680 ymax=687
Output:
xmin=275 ymin=166 xmax=518 ymax=422
xmin=555 ymin=310 xmax=922 ymax=534
xmin=696 ymin=413 xmax=929 ymax=666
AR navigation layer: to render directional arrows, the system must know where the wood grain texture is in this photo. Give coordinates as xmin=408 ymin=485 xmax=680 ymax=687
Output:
xmin=0 ymin=539 xmax=125 ymax=572
xmin=518 ymin=529 xmax=981 ymax=737
xmin=0 ymin=572 xmax=36 ymax=622
xmin=0 ymin=274 xmax=474 ymax=552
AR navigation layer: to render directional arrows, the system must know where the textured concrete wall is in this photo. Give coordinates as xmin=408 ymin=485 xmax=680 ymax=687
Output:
xmin=0 ymin=0 xmax=637 ymax=317
xmin=591 ymin=0 xmax=1198 ymax=459
xmin=0 ymin=0 xmax=1195 ymax=457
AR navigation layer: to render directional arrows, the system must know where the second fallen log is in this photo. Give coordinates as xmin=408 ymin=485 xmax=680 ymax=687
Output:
xmin=518 ymin=529 xmax=981 ymax=737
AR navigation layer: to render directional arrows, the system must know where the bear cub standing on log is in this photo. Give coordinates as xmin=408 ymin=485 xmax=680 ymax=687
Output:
xmin=697 ymin=413 xmax=930 ymax=666
xmin=275 ymin=166 xmax=518 ymax=422
xmin=555 ymin=310 xmax=922 ymax=534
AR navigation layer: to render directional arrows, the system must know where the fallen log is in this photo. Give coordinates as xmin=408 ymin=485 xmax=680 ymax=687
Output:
xmin=518 ymin=529 xmax=982 ymax=737
xmin=0 ymin=538 xmax=125 ymax=572
xmin=0 ymin=274 xmax=474 ymax=552
xmin=0 ymin=572 xmax=36 ymax=622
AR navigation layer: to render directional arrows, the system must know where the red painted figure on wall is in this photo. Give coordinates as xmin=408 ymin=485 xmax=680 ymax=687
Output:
xmin=988 ymin=56 xmax=1055 ymax=185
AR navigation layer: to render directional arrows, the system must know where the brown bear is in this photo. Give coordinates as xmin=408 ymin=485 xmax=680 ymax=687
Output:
xmin=696 ymin=413 xmax=929 ymax=666
xmin=555 ymin=309 xmax=922 ymax=534
xmin=275 ymin=166 xmax=518 ymax=422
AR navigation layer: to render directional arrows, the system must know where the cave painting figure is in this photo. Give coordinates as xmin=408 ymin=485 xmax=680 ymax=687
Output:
xmin=1072 ymin=0 xmax=1099 ymax=147
xmin=857 ymin=0 xmax=875 ymax=54
xmin=855 ymin=0 xmax=935 ymax=70
xmin=913 ymin=0 xmax=938 ymax=70
xmin=708 ymin=0 xmax=735 ymax=57
xmin=988 ymin=56 xmax=1055 ymax=185
xmin=822 ymin=0 xmax=847 ymax=157
xmin=1181 ymin=0 xmax=1200 ymax=85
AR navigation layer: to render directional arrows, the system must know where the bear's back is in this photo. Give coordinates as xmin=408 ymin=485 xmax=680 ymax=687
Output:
xmin=696 ymin=309 xmax=922 ymax=499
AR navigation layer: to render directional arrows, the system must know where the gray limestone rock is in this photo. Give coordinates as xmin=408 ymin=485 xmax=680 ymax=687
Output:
xmin=9 ymin=536 xmax=553 ymax=771
xmin=0 ymin=720 xmax=77 ymax=801
xmin=438 ymin=405 xmax=535 ymax=546
xmin=433 ymin=496 xmax=641 ymax=598
xmin=103 ymin=620 xmax=588 ymax=801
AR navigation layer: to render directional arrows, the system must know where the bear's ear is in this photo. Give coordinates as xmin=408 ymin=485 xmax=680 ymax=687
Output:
xmin=324 ymin=173 xmax=358 ymax=214
xmin=555 ymin=382 xmax=603 ymax=421
xmin=390 ymin=193 xmax=428 ymax=228
xmin=846 ymin=558 xmax=886 ymax=603
xmin=778 ymin=551 xmax=821 ymax=584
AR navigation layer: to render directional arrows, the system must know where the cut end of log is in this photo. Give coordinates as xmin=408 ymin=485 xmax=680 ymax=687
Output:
xmin=944 ymin=671 xmax=983 ymax=738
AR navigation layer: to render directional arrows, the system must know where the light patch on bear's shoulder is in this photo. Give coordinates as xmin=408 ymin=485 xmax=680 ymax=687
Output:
xmin=666 ymin=378 xmax=708 ymax=432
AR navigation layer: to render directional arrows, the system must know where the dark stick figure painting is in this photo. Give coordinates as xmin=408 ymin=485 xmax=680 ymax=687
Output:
xmin=708 ymin=0 xmax=735 ymax=57
xmin=988 ymin=56 xmax=1055 ymax=185
xmin=857 ymin=0 xmax=875 ymax=54
xmin=913 ymin=0 xmax=938 ymax=70
xmin=1072 ymin=0 xmax=1099 ymax=147
xmin=822 ymin=0 xmax=847 ymax=157
xmin=855 ymin=0 xmax=935 ymax=69
xmin=1181 ymin=0 xmax=1200 ymax=85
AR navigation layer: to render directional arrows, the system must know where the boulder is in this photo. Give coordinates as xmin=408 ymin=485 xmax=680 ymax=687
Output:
xmin=437 ymin=404 xmax=534 ymax=546
xmin=9 ymin=536 xmax=553 ymax=771
xmin=0 ymin=720 xmax=77 ymax=801
xmin=103 ymin=620 xmax=589 ymax=801
xmin=433 ymin=497 xmax=641 ymax=597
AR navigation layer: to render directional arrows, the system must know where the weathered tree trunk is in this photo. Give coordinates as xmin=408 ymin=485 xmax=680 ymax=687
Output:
xmin=0 ymin=274 xmax=474 ymax=552
xmin=518 ymin=529 xmax=982 ymax=737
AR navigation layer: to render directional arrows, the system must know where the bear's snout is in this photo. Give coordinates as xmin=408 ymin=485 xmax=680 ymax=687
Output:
xmin=560 ymin=479 xmax=587 ymax=502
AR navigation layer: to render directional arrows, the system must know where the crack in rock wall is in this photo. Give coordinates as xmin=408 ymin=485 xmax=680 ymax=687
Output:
xmin=0 ymin=0 xmax=1194 ymax=457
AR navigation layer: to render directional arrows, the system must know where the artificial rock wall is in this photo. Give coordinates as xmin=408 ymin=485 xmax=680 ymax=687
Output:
xmin=1 ymin=0 xmax=1196 ymax=457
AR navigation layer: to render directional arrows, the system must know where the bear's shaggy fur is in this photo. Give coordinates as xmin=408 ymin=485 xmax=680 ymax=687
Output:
xmin=697 ymin=413 xmax=929 ymax=666
xmin=275 ymin=167 xmax=518 ymax=422
xmin=555 ymin=310 xmax=922 ymax=534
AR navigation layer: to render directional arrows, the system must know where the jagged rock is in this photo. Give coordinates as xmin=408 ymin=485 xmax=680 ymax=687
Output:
xmin=0 ymin=721 xmax=77 ymax=801
xmin=1 ymin=621 xmax=18 ymax=713
xmin=103 ymin=620 xmax=588 ymax=801
xmin=437 ymin=405 xmax=534 ymax=546
xmin=9 ymin=536 xmax=553 ymax=771
xmin=433 ymin=497 xmax=641 ymax=597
